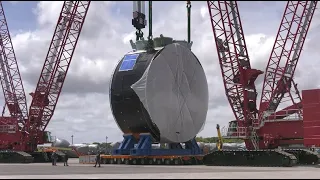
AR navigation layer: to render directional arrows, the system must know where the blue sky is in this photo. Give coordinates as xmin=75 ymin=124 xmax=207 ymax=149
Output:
xmin=0 ymin=1 xmax=320 ymax=144
xmin=2 ymin=1 xmax=37 ymax=34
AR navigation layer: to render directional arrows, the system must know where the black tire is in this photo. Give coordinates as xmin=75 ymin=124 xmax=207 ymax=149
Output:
xmin=102 ymin=159 xmax=107 ymax=164
xmin=117 ymin=158 xmax=122 ymax=164
xmin=132 ymin=159 xmax=137 ymax=165
xmin=174 ymin=159 xmax=180 ymax=165
xmin=140 ymin=158 xmax=145 ymax=165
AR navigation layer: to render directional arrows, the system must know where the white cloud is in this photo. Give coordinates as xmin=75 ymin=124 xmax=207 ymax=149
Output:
xmin=8 ymin=1 xmax=19 ymax=5
xmin=200 ymin=6 xmax=208 ymax=19
xmin=3 ymin=1 xmax=320 ymax=144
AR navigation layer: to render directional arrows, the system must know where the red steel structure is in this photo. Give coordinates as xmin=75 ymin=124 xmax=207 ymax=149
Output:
xmin=259 ymin=1 xmax=316 ymax=123
xmin=0 ymin=1 xmax=91 ymax=152
xmin=206 ymin=0 xmax=319 ymax=165
xmin=0 ymin=1 xmax=28 ymax=150
xmin=207 ymin=1 xmax=262 ymax=150
xmin=25 ymin=1 xmax=91 ymax=151
xmin=0 ymin=1 xmax=28 ymax=124
xmin=302 ymin=89 xmax=320 ymax=147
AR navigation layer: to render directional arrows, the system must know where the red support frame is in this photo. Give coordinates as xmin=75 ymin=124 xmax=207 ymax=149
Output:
xmin=24 ymin=1 xmax=91 ymax=151
xmin=259 ymin=1 xmax=317 ymax=118
xmin=207 ymin=1 xmax=261 ymax=133
xmin=0 ymin=1 xmax=28 ymax=124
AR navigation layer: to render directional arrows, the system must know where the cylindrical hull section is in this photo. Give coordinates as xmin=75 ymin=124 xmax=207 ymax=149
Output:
xmin=110 ymin=43 xmax=208 ymax=143
xmin=110 ymin=50 xmax=160 ymax=141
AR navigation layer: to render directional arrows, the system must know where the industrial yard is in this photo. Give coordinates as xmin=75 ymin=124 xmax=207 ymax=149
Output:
xmin=0 ymin=159 xmax=319 ymax=179
xmin=1 ymin=1 xmax=320 ymax=178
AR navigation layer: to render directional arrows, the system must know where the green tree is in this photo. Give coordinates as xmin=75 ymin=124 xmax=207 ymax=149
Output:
xmin=91 ymin=142 xmax=113 ymax=149
xmin=195 ymin=136 xmax=243 ymax=143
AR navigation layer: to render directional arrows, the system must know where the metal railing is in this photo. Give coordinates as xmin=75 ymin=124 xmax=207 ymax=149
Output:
xmin=0 ymin=124 xmax=16 ymax=133
xmin=220 ymin=108 xmax=302 ymax=140
xmin=266 ymin=109 xmax=302 ymax=121
xmin=220 ymin=126 xmax=248 ymax=139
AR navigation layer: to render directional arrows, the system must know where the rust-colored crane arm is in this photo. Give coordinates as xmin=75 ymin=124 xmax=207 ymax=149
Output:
xmin=207 ymin=1 xmax=262 ymax=130
xmin=259 ymin=1 xmax=317 ymax=119
xmin=0 ymin=1 xmax=28 ymax=124
xmin=25 ymin=1 xmax=91 ymax=148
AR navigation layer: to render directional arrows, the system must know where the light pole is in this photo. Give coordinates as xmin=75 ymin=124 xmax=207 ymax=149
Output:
xmin=71 ymin=135 xmax=74 ymax=144
xmin=105 ymin=136 xmax=108 ymax=153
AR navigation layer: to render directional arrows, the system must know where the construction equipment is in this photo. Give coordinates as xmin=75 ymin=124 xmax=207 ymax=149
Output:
xmin=0 ymin=1 xmax=31 ymax=162
xmin=0 ymin=1 xmax=91 ymax=163
xmin=78 ymin=1 xmax=206 ymax=166
xmin=216 ymin=124 xmax=223 ymax=151
xmin=33 ymin=146 xmax=83 ymax=162
xmin=0 ymin=1 xmax=28 ymax=123
xmin=0 ymin=0 xmax=29 ymax=147
xmin=203 ymin=1 xmax=320 ymax=167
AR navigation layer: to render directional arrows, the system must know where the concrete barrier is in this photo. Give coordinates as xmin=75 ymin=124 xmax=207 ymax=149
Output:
xmin=79 ymin=155 xmax=96 ymax=164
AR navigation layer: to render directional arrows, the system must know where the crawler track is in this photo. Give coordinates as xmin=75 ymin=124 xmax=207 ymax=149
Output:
xmin=203 ymin=150 xmax=298 ymax=167
xmin=80 ymin=155 xmax=204 ymax=165
xmin=0 ymin=150 xmax=33 ymax=163
xmin=284 ymin=149 xmax=320 ymax=165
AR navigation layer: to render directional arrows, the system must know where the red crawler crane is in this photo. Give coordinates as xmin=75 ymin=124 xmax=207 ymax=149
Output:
xmin=0 ymin=1 xmax=29 ymax=149
xmin=204 ymin=1 xmax=319 ymax=167
xmin=257 ymin=1 xmax=317 ymax=149
xmin=0 ymin=1 xmax=91 ymax=161
xmin=24 ymin=1 xmax=91 ymax=152
xmin=206 ymin=0 xmax=263 ymax=148
xmin=0 ymin=2 xmax=28 ymax=122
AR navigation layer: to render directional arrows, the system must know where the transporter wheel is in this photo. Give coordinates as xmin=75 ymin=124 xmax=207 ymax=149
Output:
xmin=197 ymin=158 xmax=203 ymax=165
xmin=191 ymin=157 xmax=198 ymax=165
xmin=140 ymin=158 xmax=145 ymax=165
xmin=184 ymin=159 xmax=192 ymax=165
xmin=117 ymin=158 xmax=122 ymax=164
xmin=110 ymin=159 xmax=114 ymax=164
xmin=124 ymin=159 xmax=130 ymax=165
xmin=148 ymin=159 xmax=153 ymax=165
xmin=174 ymin=159 xmax=180 ymax=165
xmin=102 ymin=159 xmax=107 ymax=164
xmin=156 ymin=159 xmax=162 ymax=165
xmin=132 ymin=159 xmax=137 ymax=165
xmin=105 ymin=158 xmax=111 ymax=164
xmin=165 ymin=159 xmax=170 ymax=165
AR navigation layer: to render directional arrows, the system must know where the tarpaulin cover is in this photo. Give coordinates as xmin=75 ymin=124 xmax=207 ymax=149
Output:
xmin=131 ymin=43 xmax=209 ymax=143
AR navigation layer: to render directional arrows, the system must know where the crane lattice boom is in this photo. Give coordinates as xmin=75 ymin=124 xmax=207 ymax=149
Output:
xmin=0 ymin=1 xmax=28 ymax=124
xmin=207 ymin=1 xmax=262 ymax=133
xmin=259 ymin=1 xmax=317 ymax=120
xmin=25 ymin=1 xmax=90 ymax=145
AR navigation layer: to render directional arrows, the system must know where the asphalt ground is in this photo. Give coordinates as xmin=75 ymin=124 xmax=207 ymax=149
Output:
xmin=0 ymin=158 xmax=319 ymax=179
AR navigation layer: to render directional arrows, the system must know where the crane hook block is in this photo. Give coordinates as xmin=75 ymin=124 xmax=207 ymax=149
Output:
xmin=132 ymin=11 xmax=146 ymax=30
xmin=132 ymin=1 xmax=146 ymax=30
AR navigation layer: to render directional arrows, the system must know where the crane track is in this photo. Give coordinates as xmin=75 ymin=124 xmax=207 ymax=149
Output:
xmin=0 ymin=150 xmax=33 ymax=163
xmin=203 ymin=149 xmax=298 ymax=167
xmin=283 ymin=149 xmax=320 ymax=165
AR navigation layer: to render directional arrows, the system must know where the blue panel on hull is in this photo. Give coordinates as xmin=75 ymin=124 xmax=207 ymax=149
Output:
xmin=119 ymin=54 xmax=139 ymax=71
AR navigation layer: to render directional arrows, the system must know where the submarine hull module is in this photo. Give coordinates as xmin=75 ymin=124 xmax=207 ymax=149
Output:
xmin=110 ymin=43 xmax=208 ymax=143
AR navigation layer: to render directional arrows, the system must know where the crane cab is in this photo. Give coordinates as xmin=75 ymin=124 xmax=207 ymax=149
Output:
xmin=226 ymin=120 xmax=238 ymax=136
xmin=44 ymin=131 xmax=53 ymax=143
